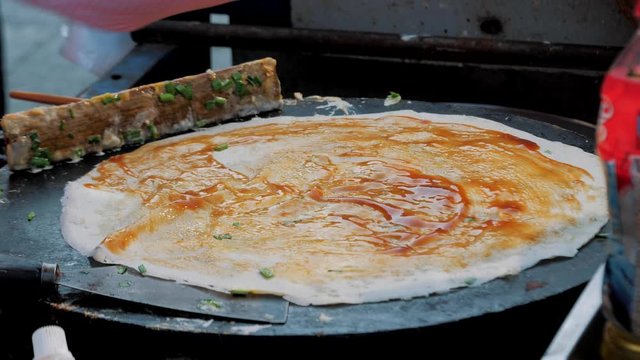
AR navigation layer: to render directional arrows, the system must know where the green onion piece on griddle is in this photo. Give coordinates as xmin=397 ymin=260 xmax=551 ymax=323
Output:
xmin=384 ymin=91 xmax=401 ymax=106
xmin=199 ymin=299 xmax=222 ymax=309
xmin=214 ymin=143 xmax=229 ymax=152
xmin=259 ymin=267 xmax=274 ymax=279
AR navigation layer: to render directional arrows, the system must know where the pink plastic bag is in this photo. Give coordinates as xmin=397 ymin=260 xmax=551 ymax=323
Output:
xmin=22 ymin=0 xmax=232 ymax=75
xmin=25 ymin=0 xmax=232 ymax=32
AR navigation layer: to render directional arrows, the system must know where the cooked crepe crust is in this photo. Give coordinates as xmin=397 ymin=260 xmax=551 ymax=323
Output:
xmin=61 ymin=111 xmax=608 ymax=305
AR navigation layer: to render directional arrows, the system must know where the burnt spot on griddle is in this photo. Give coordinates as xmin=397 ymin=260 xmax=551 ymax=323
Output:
xmin=526 ymin=280 xmax=547 ymax=291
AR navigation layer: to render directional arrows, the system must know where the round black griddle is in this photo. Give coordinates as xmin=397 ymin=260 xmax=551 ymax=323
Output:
xmin=0 ymin=98 xmax=606 ymax=337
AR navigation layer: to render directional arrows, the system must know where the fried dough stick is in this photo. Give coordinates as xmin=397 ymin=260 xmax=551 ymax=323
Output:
xmin=1 ymin=57 xmax=282 ymax=170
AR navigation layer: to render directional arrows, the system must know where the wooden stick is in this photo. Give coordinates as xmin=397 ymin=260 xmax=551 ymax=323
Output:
xmin=9 ymin=90 xmax=81 ymax=105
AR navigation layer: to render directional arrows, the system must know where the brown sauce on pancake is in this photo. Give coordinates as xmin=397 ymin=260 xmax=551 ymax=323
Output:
xmin=90 ymin=115 xmax=591 ymax=256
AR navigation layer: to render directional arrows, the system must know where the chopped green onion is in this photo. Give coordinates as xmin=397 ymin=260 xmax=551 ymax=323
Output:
xmin=175 ymin=84 xmax=193 ymax=100
xmin=118 ymin=280 xmax=132 ymax=288
xmin=146 ymin=124 xmax=159 ymax=140
xmin=247 ymin=75 xmax=262 ymax=87
xmin=116 ymin=266 xmax=127 ymax=274
xmin=35 ymin=148 xmax=51 ymax=160
xmin=259 ymin=267 xmax=274 ymax=279
xmin=204 ymin=100 xmax=216 ymax=110
xmin=158 ymin=93 xmax=175 ymax=103
xmin=101 ymin=94 xmax=119 ymax=105
xmin=34 ymin=148 xmax=51 ymax=160
xmin=87 ymin=135 xmax=102 ymax=145
xmin=231 ymin=72 xmax=243 ymax=82
xmin=232 ymin=222 xmax=240 ymax=227
xmin=30 ymin=157 xmax=50 ymax=168
xmin=464 ymin=277 xmax=477 ymax=285
xmin=68 ymin=108 xmax=75 ymax=119
xmin=138 ymin=264 xmax=147 ymax=275
xmin=230 ymin=72 xmax=249 ymax=97
xmin=212 ymin=79 xmax=232 ymax=91
xmin=73 ymin=148 xmax=85 ymax=158
xmin=205 ymin=97 xmax=227 ymax=110
xmin=213 ymin=233 xmax=232 ymax=240
xmin=26 ymin=211 xmax=36 ymax=221
xmin=234 ymin=82 xmax=248 ymax=97
xmin=124 ymin=129 xmax=143 ymax=143
xmin=59 ymin=120 xmax=66 ymax=131
xmin=214 ymin=143 xmax=229 ymax=152
xmin=463 ymin=217 xmax=476 ymax=222
xmin=230 ymin=289 xmax=250 ymax=296
xmin=199 ymin=299 xmax=222 ymax=309
xmin=165 ymin=82 xmax=177 ymax=95
xmin=29 ymin=132 xmax=40 ymax=151
xmin=32 ymin=148 xmax=52 ymax=168
xmin=67 ymin=133 xmax=74 ymax=139
xmin=544 ymin=149 xmax=552 ymax=155
xmin=384 ymin=91 xmax=402 ymax=106
xmin=34 ymin=148 xmax=49 ymax=157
